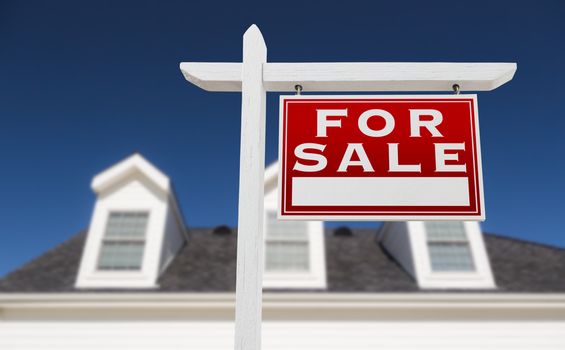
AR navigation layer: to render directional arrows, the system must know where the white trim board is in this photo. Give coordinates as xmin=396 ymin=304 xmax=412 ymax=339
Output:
xmin=180 ymin=62 xmax=517 ymax=92
xmin=2 ymin=293 xmax=565 ymax=321
xmin=3 ymin=292 xmax=565 ymax=304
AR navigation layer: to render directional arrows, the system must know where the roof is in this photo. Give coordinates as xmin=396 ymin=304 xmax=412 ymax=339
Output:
xmin=0 ymin=228 xmax=564 ymax=293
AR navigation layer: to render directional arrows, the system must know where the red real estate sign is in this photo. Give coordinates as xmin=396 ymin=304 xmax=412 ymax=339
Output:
xmin=278 ymin=95 xmax=485 ymax=221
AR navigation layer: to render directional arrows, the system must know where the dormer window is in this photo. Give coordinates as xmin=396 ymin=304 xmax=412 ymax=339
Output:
xmin=426 ymin=222 xmax=474 ymax=272
xmin=262 ymin=162 xmax=327 ymax=289
xmin=380 ymin=221 xmax=496 ymax=289
xmin=75 ymin=154 xmax=187 ymax=289
xmin=265 ymin=211 xmax=309 ymax=272
xmin=97 ymin=212 xmax=149 ymax=271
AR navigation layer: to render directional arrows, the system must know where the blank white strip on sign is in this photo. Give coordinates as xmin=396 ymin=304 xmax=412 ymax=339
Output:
xmin=292 ymin=177 xmax=470 ymax=206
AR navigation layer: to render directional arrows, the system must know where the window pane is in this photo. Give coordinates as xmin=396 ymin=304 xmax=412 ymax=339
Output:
xmin=425 ymin=221 xmax=467 ymax=241
xmin=98 ymin=241 xmax=144 ymax=270
xmin=265 ymin=241 xmax=309 ymax=272
xmin=266 ymin=212 xmax=308 ymax=241
xmin=105 ymin=212 xmax=148 ymax=239
xmin=265 ymin=211 xmax=310 ymax=272
xmin=428 ymin=242 xmax=474 ymax=271
xmin=97 ymin=211 xmax=148 ymax=271
xmin=425 ymin=221 xmax=475 ymax=272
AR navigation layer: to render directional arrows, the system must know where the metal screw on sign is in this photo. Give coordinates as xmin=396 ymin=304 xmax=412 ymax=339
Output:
xmin=295 ymin=84 xmax=303 ymax=95
xmin=453 ymin=84 xmax=461 ymax=95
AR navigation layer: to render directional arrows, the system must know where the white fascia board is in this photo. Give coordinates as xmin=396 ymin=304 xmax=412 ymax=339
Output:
xmin=2 ymin=293 xmax=565 ymax=322
xmin=2 ymin=293 xmax=565 ymax=308
xmin=91 ymin=154 xmax=170 ymax=195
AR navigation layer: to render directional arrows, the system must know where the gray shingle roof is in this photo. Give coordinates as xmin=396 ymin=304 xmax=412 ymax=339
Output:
xmin=0 ymin=227 xmax=564 ymax=293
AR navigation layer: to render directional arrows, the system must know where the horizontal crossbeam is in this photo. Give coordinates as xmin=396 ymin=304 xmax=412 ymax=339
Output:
xmin=180 ymin=62 xmax=517 ymax=92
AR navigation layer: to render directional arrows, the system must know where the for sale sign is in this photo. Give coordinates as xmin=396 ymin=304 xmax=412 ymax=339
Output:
xmin=278 ymin=95 xmax=485 ymax=221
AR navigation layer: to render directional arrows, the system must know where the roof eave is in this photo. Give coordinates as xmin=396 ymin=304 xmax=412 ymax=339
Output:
xmin=2 ymin=292 xmax=565 ymax=306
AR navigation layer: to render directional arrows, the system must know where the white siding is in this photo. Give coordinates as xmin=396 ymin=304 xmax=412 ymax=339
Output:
xmin=1 ymin=320 xmax=564 ymax=349
xmin=380 ymin=222 xmax=416 ymax=279
xmin=159 ymin=200 xmax=186 ymax=274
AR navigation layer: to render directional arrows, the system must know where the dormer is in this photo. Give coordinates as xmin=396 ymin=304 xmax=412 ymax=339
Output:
xmin=263 ymin=162 xmax=327 ymax=289
xmin=75 ymin=154 xmax=187 ymax=289
xmin=380 ymin=221 xmax=496 ymax=289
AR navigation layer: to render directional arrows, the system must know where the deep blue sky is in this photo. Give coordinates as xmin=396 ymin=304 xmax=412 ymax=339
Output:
xmin=1 ymin=1 xmax=564 ymax=276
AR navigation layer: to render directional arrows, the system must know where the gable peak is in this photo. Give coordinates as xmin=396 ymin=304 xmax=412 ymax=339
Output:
xmin=91 ymin=153 xmax=170 ymax=195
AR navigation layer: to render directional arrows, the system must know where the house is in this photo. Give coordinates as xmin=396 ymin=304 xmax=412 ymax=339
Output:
xmin=1 ymin=153 xmax=564 ymax=349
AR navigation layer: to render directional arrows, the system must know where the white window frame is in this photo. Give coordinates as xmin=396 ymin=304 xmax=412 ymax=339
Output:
xmin=76 ymin=204 xmax=158 ymax=289
xmin=409 ymin=221 xmax=496 ymax=289
xmin=262 ymin=209 xmax=326 ymax=289
xmin=264 ymin=211 xmax=311 ymax=273
xmin=96 ymin=211 xmax=149 ymax=271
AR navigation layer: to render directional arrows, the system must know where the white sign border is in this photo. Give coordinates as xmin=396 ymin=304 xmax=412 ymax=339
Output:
xmin=277 ymin=94 xmax=485 ymax=221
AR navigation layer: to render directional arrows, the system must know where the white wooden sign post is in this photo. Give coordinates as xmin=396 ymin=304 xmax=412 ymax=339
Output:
xmin=180 ymin=24 xmax=516 ymax=350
